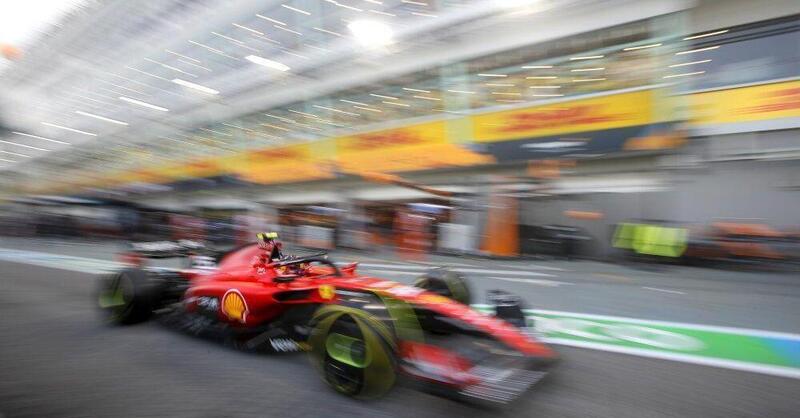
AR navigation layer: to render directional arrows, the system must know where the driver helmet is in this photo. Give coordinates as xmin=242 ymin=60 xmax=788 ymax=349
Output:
xmin=256 ymin=232 xmax=279 ymax=250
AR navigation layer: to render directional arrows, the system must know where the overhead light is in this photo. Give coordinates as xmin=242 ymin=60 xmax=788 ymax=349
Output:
xmin=12 ymin=131 xmax=70 ymax=144
xmin=571 ymin=67 xmax=604 ymax=72
xmin=491 ymin=92 xmax=522 ymax=96
xmin=526 ymin=76 xmax=557 ymax=79
xmin=570 ymin=55 xmax=604 ymax=60
xmin=256 ymin=14 xmax=286 ymax=25
xmin=172 ymin=78 xmax=219 ymax=95
xmin=485 ymin=83 xmax=514 ymax=87
xmin=531 ymin=94 xmax=564 ymax=97
xmin=165 ymin=49 xmax=200 ymax=63
xmin=313 ymin=27 xmax=342 ymax=37
xmin=478 ymin=73 xmax=507 ymax=77
xmin=684 ymin=29 xmax=728 ymax=40
xmin=522 ymin=65 xmax=553 ymax=69
xmin=529 ymin=85 xmax=561 ymax=89
xmin=274 ymin=25 xmax=302 ymax=36
xmin=353 ymin=105 xmax=382 ymax=112
xmin=572 ymin=78 xmax=606 ymax=82
xmin=245 ymin=55 xmax=290 ymax=71
xmin=446 ymin=89 xmax=476 ymax=94
xmin=119 ymin=96 xmax=169 ymax=111
xmin=676 ymin=46 xmax=719 ymax=55
xmin=0 ymin=139 xmax=49 ymax=151
xmin=282 ymin=4 xmax=311 ymax=15
xmin=669 ymin=59 xmax=711 ymax=68
xmin=75 ymin=111 xmax=129 ymax=125
xmin=663 ymin=71 xmax=705 ymax=79
xmin=41 ymin=122 xmax=97 ymax=136
xmin=348 ymin=20 xmax=393 ymax=47
xmin=623 ymin=43 xmax=662 ymax=51
xmin=402 ymin=87 xmax=431 ymax=93
xmin=0 ymin=157 xmax=16 ymax=163
xmin=340 ymin=99 xmax=368 ymax=106
xmin=370 ymin=93 xmax=397 ymax=100
xmin=0 ymin=150 xmax=30 ymax=158
xmin=413 ymin=95 xmax=440 ymax=101
xmin=369 ymin=9 xmax=395 ymax=17
xmin=411 ymin=12 xmax=437 ymax=18
xmin=382 ymin=101 xmax=410 ymax=107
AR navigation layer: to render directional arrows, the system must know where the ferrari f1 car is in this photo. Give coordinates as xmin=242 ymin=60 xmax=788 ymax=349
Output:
xmin=96 ymin=235 xmax=557 ymax=404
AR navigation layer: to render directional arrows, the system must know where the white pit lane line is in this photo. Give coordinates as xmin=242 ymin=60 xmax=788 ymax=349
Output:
xmin=488 ymin=277 xmax=573 ymax=287
xmin=643 ymin=286 xmax=686 ymax=295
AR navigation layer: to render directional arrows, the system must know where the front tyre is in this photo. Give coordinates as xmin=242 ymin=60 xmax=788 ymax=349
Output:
xmin=308 ymin=305 xmax=396 ymax=399
xmin=96 ymin=268 xmax=156 ymax=324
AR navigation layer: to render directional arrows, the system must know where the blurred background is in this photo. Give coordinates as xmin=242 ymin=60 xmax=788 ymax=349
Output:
xmin=1 ymin=1 xmax=800 ymax=417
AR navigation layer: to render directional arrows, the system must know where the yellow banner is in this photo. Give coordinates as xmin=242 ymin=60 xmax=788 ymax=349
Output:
xmin=337 ymin=143 xmax=494 ymax=174
xmin=472 ymin=89 xmax=655 ymax=142
xmin=689 ymin=80 xmax=800 ymax=125
xmin=336 ymin=120 xmax=446 ymax=153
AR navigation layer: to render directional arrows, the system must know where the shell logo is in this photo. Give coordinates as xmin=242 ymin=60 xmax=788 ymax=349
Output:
xmin=221 ymin=289 xmax=249 ymax=323
xmin=318 ymin=285 xmax=336 ymax=301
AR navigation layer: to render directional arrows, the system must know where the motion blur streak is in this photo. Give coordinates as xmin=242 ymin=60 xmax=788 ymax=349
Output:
xmin=1 ymin=0 xmax=799 ymax=417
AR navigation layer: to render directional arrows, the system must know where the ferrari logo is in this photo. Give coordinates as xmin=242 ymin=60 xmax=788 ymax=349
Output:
xmin=221 ymin=289 xmax=249 ymax=323
xmin=318 ymin=285 xmax=336 ymax=300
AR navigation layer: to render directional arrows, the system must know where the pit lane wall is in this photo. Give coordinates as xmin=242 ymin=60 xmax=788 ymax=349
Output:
xmin=34 ymin=79 xmax=800 ymax=195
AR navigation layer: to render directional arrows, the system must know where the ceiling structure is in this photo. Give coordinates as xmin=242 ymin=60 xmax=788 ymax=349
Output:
xmin=0 ymin=0 xmax=693 ymax=193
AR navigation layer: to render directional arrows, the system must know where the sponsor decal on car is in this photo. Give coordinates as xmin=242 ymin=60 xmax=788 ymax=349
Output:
xmin=318 ymin=284 xmax=336 ymax=300
xmin=221 ymin=289 xmax=249 ymax=323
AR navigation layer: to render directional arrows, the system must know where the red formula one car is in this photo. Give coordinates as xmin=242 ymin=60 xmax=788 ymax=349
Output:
xmin=96 ymin=234 xmax=557 ymax=404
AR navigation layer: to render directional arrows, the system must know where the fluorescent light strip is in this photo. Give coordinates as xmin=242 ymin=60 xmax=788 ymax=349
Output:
xmin=200 ymin=128 xmax=231 ymax=136
xmin=684 ymin=29 xmax=728 ymax=40
xmin=41 ymin=122 xmax=97 ymax=136
xmin=340 ymin=99 xmax=368 ymax=106
xmin=478 ymin=73 xmax=507 ymax=77
xmin=265 ymin=113 xmax=295 ymax=122
xmin=623 ymin=43 xmax=662 ymax=51
xmin=313 ymin=27 xmax=342 ymax=37
xmin=663 ymin=71 xmax=705 ymax=79
xmin=531 ymin=94 xmax=564 ymax=97
xmin=0 ymin=140 xmax=49 ymax=151
xmin=529 ymin=85 xmax=561 ymax=89
xmin=353 ymin=105 xmax=382 ymax=113
xmin=178 ymin=59 xmax=213 ymax=72
xmin=370 ymin=93 xmax=397 ymax=100
xmin=526 ymin=76 xmax=557 ymax=79
xmin=369 ymin=9 xmax=395 ymax=16
xmin=188 ymin=40 xmax=240 ymax=60
xmin=232 ymin=23 xmax=263 ymax=35
xmin=75 ymin=111 xmax=129 ymax=125
xmin=572 ymin=78 xmax=606 ymax=82
xmin=402 ymin=87 xmax=431 ymax=93
xmin=144 ymin=58 xmax=198 ymax=78
xmin=446 ymin=89 xmax=475 ymax=94
xmin=413 ymin=95 xmax=440 ymax=101
xmin=275 ymin=25 xmax=303 ymax=36
xmin=327 ymin=1 xmax=363 ymax=12
xmin=402 ymin=0 xmax=427 ymax=4
xmin=287 ymin=109 xmax=318 ymax=118
xmin=522 ymin=65 xmax=553 ymax=69
xmin=125 ymin=66 xmax=168 ymax=81
xmin=119 ymin=96 xmax=169 ymax=111
xmin=245 ymin=55 xmax=290 ymax=71
xmin=669 ymin=59 xmax=711 ymax=68
xmin=165 ymin=49 xmax=200 ymax=63
xmin=282 ymin=4 xmax=311 ymax=15
xmin=0 ymin=157 xmax=16 ymax=163
xmin=411 ymin=12 xmax=437 ymax=18
xmin=491 ymin=92 xmax=521 ymax=96
xmin=485 ymin=83 xmax=514 ymax=87
xmin=383 ymin=101 xmax=410 ymax=107
xmin=13 ymin=131 xmax=70 ymax=144
xmin=496 ymin=99 xmax=524 ymax=103
xmin=570 ymin=55 xmax=604 ymax=60
xmin=364 ymin=0 xmax=382 ymax=4
xmin=0 ymin=150 xmax=31 ymax=158
xmin=212 ymin=31 xmax=245 ymax=44
xmin=261 ymin=123 xmax=293 ymax=132
xmin=571 ymin=67 xmax=604 ymax=72
xmin=256 ymin=14 xmax=286 ymax=25
xmin=313 ymin=105 xmax=361 ymax=116
xmin=676 ymin=45 xmax=719 ymax=55
xmin=172 ymin=78 xmax=219 ymax=95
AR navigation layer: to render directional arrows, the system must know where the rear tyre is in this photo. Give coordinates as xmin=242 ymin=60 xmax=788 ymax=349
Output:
xmin=414 ymin=268 xmax=472 ymax=305
xmin=97 ymin=268 xmax=157 ymax=324
xmin=308 ymin=305 xmax=397 ymax=399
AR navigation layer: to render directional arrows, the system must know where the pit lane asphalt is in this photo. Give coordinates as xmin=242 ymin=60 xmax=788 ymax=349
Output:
xmin=2 ymin=260 xmax=799 ymax=417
